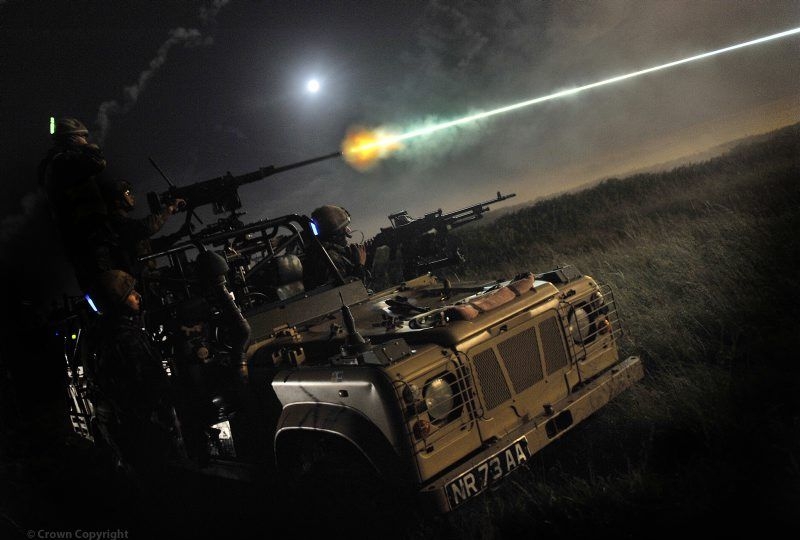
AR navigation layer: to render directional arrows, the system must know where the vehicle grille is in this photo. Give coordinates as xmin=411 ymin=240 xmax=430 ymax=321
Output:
xmin=540 ymin=316 xmax=568 ymax=374
xmin=497 ymin=327 xmax=543 ymax=393
xmin=470 ymin=312 xmax=569 ymax=413
xmin=472 ymin=348 xmax=511 ymax=410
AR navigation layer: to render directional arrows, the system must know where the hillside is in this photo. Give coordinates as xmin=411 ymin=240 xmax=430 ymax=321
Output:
xmin=478 ymin=122 xmax=800 ymax=225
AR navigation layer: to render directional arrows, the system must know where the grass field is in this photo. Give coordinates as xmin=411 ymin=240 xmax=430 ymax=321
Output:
xmin=2 ymin=124 xmax=798 ymax=539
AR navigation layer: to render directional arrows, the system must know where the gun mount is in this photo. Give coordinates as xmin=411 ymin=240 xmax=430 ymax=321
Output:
xmin=368 ymin=191 xmax=516 ymax=280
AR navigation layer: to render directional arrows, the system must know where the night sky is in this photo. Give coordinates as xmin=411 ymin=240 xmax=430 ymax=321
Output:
xmin=1 ymin=0 xmax=798 ymax=303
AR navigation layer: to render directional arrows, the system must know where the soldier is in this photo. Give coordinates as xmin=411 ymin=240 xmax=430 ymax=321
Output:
xmin=38 ymin=117 xmax=114 ymax=291
xmin=98 ymin=178 xmax=186 ymax=278
xmin=305 ymin=204 xmax=368 ymax=287
xmin=86 ymin=269 xmax=184 ymax=486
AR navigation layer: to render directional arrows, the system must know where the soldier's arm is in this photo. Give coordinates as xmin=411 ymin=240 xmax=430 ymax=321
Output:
xmin=115 ymin=208 xmax=172 ymax=242
xmin=142 ymin=210 xmax=171 ymax=236
xmin=108 ymin=213 xmax=156 ymax=244
xmin=350 ymin=244 xmax=369 ymax=282
xmin=149 ymin=220 xmax=191 ymax=252
xmin=142 ymin=199 xmax=184 ymax=237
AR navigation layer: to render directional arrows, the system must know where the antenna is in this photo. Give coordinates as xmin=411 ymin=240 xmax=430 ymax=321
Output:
xmin=338 ymin=292 xmax=370 ymax=354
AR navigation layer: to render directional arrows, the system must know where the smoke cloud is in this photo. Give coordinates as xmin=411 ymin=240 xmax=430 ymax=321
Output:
xmin=351 ymin=0 xmax=800 ymax=220
xmin=94 ymin=0 xmax=231 ymax=143
xmin=199 ymin=0 xmax=231 ymax=24
xmin=95 ymin=27 xmax=204 ymax=143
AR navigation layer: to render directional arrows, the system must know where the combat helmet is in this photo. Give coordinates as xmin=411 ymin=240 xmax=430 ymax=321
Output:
xmin=99 ymin=178 xmax=134 ymax=210
xmin=52 ymin=117 xmax=89 ymax=140
xmin=311 ymin=205 xmax=351 ymax=239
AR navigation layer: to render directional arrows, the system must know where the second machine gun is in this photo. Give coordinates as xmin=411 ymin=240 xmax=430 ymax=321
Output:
xmin=367 ymin=191 xmax=516 ymax=280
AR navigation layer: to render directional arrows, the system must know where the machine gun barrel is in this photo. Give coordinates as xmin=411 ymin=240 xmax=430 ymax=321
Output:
xmin=233 ymin=151 xmax=342 ymax=187
xmin=430 ymin=191 xmax=516 ymax=229
xmin=386 ymin=191 xmax=516 ymax=232
xmin=367 ymin=191 xmax=516 ymax=280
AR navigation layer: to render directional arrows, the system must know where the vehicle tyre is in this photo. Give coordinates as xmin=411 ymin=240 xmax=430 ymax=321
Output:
xmin=280 ymin=433 xmax=411 ymax=534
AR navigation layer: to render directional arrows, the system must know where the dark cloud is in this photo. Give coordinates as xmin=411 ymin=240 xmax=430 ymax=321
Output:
xmin=95 ymin=27 xmax=206 ymax=143
xmin=94 ymin=0 xmax=232 ymax=143
xmin=0 ymin=190 xmax=79 ymax=303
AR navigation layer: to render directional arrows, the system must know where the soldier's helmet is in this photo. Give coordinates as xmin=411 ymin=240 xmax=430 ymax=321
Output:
xmin=99 ymin=178 xmax=134 ymax=209
xmin=92 ymin=270 xmax=136 ymax=313
xmin=52 ymin=117 xmax=89 ymax=140
xmin=311 ymin=205 xmax=351 ymax=239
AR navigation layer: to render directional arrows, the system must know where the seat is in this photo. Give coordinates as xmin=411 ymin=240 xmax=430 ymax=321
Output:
xmin=272 ymin=254 xmax=305 ymax=300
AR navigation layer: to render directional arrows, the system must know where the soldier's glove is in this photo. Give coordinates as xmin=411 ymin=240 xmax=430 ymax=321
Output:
xmin=350 ymin=243 xmax=367 ymax=266
xmin=168 ymin=198 xmax=187 ymax=214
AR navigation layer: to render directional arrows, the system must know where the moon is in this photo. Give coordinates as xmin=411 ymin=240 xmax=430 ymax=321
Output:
xmin=306 ymin=79 xmax=320 ymax=93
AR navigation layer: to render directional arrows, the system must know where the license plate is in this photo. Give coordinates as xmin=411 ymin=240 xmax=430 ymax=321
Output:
xmin=445 ymin=436 xmax=531 ymax=509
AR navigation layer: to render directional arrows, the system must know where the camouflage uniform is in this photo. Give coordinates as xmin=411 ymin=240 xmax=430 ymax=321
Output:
xmin=99 ymin=178 xmax=185 ymax=279
xmin=107 ymin=204 xmax=176 ymax=277
xmin=86 ymin=270 xmax=182 ymax=480
xmin=305 ymin=240 xmax=367 ymax=288
xmin=305 ymin=204 xmax=368 ymax=287
xmin=38 ymin=122 xmax=113 ymax=291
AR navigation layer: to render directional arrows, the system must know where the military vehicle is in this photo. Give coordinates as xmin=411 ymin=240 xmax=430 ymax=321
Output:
xmin=61 ymin=153 xmax=643 ymax=513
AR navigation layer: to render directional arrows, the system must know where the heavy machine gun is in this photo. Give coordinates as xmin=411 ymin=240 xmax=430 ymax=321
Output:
xmin=367 ymin=191 xmax=516 ymax=280
xmin=146 ymin=151 xmax=342 ymax=237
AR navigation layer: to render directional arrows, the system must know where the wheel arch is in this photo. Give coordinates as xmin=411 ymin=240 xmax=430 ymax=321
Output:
xmin=274 ymin=402 xmax=404 ymax=483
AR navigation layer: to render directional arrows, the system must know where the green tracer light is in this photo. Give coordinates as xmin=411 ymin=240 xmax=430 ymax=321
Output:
xmin=343 ymin=26 xmax=800 ymax=166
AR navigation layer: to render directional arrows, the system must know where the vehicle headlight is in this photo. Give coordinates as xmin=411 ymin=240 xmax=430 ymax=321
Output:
xmin=590 ymin=290 xmax=603 ymax=310
xmin=590 ymin=291 xmax=608 ymax=316
xmin=424 ymin=376 xmax=455 ymax=421
xmin=568 ymin=307 xmax=591 ymax=344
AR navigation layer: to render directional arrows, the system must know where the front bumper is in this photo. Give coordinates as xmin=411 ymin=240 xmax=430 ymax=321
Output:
xmin=418 ymin=355 xmax=644 ymax=512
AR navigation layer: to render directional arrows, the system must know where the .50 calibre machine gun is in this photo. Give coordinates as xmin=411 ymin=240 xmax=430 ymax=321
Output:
xmin=146 ymin=151 xmax=342 ymax=239
xmin=367 ymin=191 xmax=516 ymax=280
xmin=141 ymin=151 xmax=347 ymax=314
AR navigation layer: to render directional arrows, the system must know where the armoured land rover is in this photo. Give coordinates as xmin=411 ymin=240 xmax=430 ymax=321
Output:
xmin=60 ymin=155 xmax=643 ymax=513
